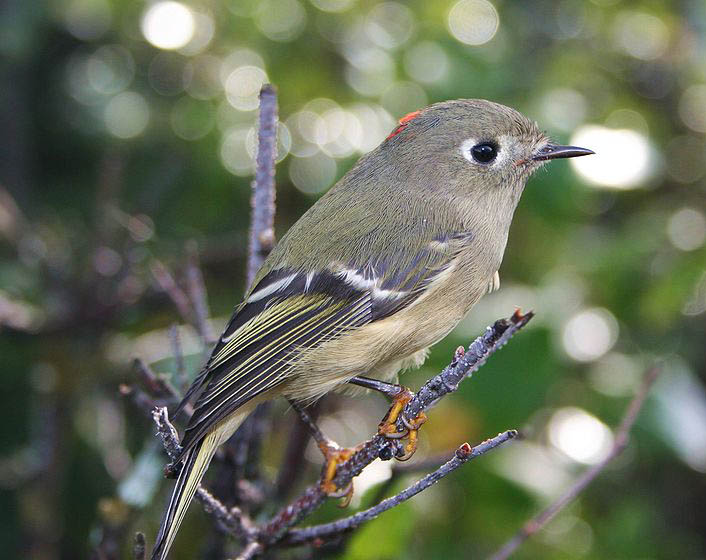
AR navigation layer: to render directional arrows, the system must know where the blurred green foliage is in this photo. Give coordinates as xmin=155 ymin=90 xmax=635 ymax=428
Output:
xmin=1 ymin=0 xmax=705 ymax=559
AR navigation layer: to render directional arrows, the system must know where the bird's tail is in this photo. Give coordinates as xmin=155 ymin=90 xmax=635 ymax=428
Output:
xmin=151 ymin=403 xmax=256 ymax=559
xmin=150 ymin=429 xmax=220 ymax=560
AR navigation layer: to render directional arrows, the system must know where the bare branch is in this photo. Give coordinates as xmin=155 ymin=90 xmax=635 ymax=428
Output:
xmin=247 ymin=84 xmax=278 ymax=289
xmin=119 ymin=383 xmax=160 ymax=415
xmin=134 ymin=358 xmax=181 ymax=402
xmin=196 ymin=486 xmax=255 ymax=542
xmin=185 ymin=240 xmax=215 ymax=345
xmin=152 ymin=407 xmax=182 ymax=462
xmin=150 ymin=260 xmax=192 ymax=325
xmin=168 ymin=323 xmax=189 ymax=393
xmin=287 ymin=400 xmax=329 ymax=449
xmin=488 ymin=365 xmax=661 ymax=560
xmin=283 ymin=431 xmax=518 ymax=546
xmin=233 ymin=541 xmax=263 ymax=560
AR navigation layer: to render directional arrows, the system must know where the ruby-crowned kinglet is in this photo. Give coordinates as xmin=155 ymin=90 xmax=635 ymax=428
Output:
xmin=151 ymin=99 xmax=593 ymax=559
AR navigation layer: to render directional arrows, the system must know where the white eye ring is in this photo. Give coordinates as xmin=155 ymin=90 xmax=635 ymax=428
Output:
xmin=460 ymin=138 xmax=500 ymax=164
xmin=460 ymin=138 xmax=478 ymax=163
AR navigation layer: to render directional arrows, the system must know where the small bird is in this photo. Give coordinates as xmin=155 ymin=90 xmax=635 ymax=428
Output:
xmin=151 ymin=98 xmax=593 ymax=559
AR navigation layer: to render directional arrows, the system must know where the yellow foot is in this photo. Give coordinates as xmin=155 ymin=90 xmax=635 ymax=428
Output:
xmin=318 ymin=441 xmax=359 ymax=506
xmin=378 ymin=387 xmax=427 ymax=461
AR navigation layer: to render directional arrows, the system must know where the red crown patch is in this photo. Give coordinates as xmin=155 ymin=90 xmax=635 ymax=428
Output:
xmin=386 ymin=110 xmax=422 ymax=140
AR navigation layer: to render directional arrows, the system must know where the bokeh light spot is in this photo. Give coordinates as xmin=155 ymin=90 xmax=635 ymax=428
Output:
xmin=667 ymin=207 xmax=706 ymax=252
xmin=179 ymin=9 xmax=215 ymax=55
xmin=93 ymin=246 xmax=122 ymax=277
xmin=612 ymin=11 xmax=669 ymax=61
xmin=220 ymin=127 xmax=256 ymax=175
xmin=549 ymin=407 xmax=613 ymax=465
xmin=183 ymin=55 xmax=222 ymax=100
xmin=678 ymin=84 xmax=706 ymax=133
xmin=365 ymin=2 xmax=415 ymax=50
xmin=347 ymin=103 xmax=395 ymax=153
xmin=254 ymin=0 xmax=307 ymax=42
xmin=344 ymin=47 xmax=395 ymax=96
xmin=562 ymin=308 xmax=618 ymax=362
xmin=603 ymin=108 xmax=649 ymax=136
xmin=665 ymin=136 xmax=706 ymax=184
xmin=64 ymin=0 xmax=112 ymax=41
xmin=104 ymin=91 xmax=149 ymax=139
xmin=570 ymin=125 xmax=653 ymax=189
xmin=380 ymin=81 xmax=427 ymax=118
xmin=289 ymin=153 xmax=338 ymax=194
xmin=447 ymin=0 xmax=499 ymax=46
xmin=220 ymin=49 xmax=266 ymax=83
xmin=539 ymin=88 xmax=587 ymax=132
xmin=148 ymin=52 xmax=185 ymax=96
xmin=141 ymin=1 xmax=195 ymax=50
xmin=403 ymin=41 xmax=449 ymax=84
xmin=588 ymin=353 xmax=641 ymax=397
xmin=224 ymin=66 xmax=268 ymax=111
xmin=310 ymin=0 xmax=355 ymax=12
xmin=86 ymin=45 xmax=135 ymax=95
xmin=654 ymin=360 xmax=706 ymax=472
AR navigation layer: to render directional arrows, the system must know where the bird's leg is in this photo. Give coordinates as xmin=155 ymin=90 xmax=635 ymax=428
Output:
xmin=348 ymin=376 xmax=427 ymax=461
xmin=348 ymin=375 xmax=404 ymax=398
xmin=288 ymin=400 xmax=357 ymax=506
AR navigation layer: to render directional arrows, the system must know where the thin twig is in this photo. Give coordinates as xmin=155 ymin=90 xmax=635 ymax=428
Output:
xmin=488 ymin=366 xmax=661 ymax=560
xmin=168 ymin=324 xmax=189 ymax=393
xmin=247 ymin=83 xmax=278 ymax=289
xmin=152 ymin=407 xmax=182 ymax=462
xmin=288 ymin=400 xmax=330 ymax=449
xmin=133 ymin=358 xmax=182 ymax=409
xmin=150 ymin=260 xmax=192 ymax=325
xmin=283 ymin=431 xmax=518 ymax=546
xmin=119 ymin=383 xmax=160 ymax=415
xmin=185 ymin=240 xmax=215 ymax=345
xmin=233 ymin=541 xmax=263 ymax=560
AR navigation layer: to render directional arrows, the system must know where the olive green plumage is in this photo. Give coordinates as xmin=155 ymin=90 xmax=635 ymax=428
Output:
xmin=151 ymin=99 xmax=593 ymax=560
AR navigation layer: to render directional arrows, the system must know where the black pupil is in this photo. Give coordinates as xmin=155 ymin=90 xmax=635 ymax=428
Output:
xmin=471 ymin=143 xmax=497 ymax=163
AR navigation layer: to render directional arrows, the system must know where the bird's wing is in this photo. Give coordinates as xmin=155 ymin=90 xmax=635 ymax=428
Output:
xmin=176 ymin=231 xmax=472 ymax=458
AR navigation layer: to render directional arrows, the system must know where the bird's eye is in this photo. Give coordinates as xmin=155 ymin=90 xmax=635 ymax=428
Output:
xmin=470 ymin=142 xmax=498 ymax=164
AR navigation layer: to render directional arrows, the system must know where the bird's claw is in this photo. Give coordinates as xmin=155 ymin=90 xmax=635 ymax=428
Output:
xmin=378 ymin=386 xmax=427 ymax=462
xmin=318 ymin=441 xmax=359 ymax=507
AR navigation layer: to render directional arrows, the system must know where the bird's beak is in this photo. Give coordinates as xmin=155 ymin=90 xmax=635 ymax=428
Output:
xmin=532 ymin=144 xmax=595 ymax=162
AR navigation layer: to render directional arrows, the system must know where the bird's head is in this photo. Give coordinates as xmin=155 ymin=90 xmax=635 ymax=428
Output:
xmin=378 ymin=99 xmax=593 ymax=205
